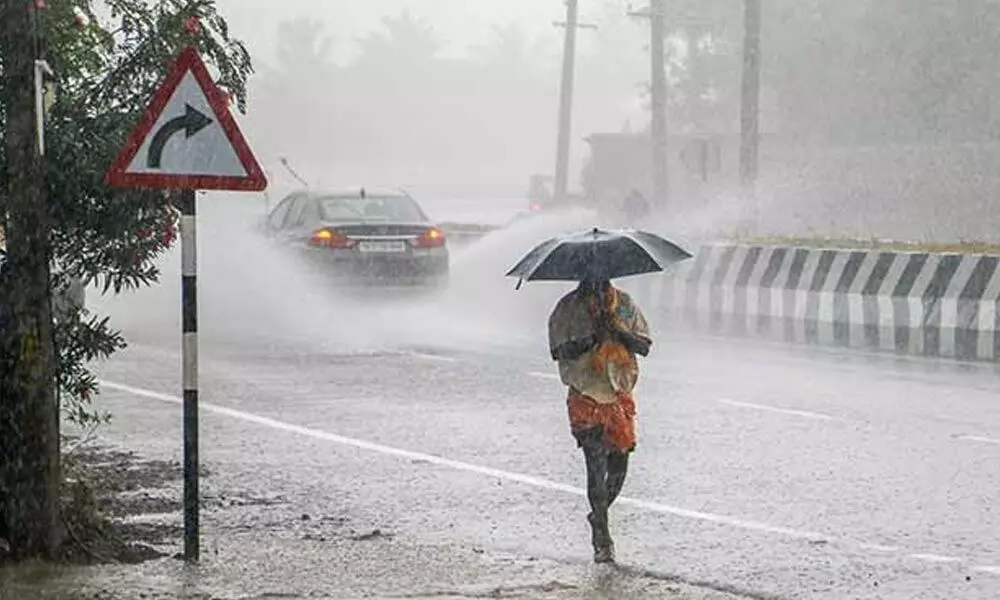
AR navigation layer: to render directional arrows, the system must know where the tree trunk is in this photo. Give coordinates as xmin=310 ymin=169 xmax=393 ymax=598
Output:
xmin=0 ymin=0 xmax=62 ymax=558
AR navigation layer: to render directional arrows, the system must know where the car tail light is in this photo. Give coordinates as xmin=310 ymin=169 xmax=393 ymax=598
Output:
xmin=413 ymin=227 xmax=446 ymax=249
xmin=309 ymin=228 xmax=355 ymax=249
xmin=529 ymin=202 xmax=543 ymax=212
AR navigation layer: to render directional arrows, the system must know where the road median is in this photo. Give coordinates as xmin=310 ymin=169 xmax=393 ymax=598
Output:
xmin=445 ymin=220 xmax=1000 ymax=363
xmin=653 ymin=242 xmax=1000 ymax=363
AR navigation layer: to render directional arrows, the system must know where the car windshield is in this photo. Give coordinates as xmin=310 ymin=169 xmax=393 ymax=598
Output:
xmin=317 ymin=195 xmax=426 ymax=223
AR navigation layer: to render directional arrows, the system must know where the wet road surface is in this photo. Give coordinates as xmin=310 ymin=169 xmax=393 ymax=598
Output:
xmin=77 ymin=327 xmax=1000 ymax=600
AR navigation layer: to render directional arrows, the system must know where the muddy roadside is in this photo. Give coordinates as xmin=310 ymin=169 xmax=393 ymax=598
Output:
xmin=0 ymin=439 xmax=759 ymax=600
xmin=0 ymin=440 xmax=192 ymax=599
xmin=62 ymin=443 xmax=192 ymax=563
xmin=0 ymin=439 xmax=413 ymax=600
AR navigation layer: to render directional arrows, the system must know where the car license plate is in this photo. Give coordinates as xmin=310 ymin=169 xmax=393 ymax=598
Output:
xmin=358 ymin=240 xmax=406 ymax=253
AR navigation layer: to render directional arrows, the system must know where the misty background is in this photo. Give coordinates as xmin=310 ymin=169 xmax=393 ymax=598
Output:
xmin=93 ymin=0 xmax=1000 ymax=348
xmin=91 ymin=0 xmax=1000 ymax=352
xmin=209 ymin=0 xmax=1000 ymax=242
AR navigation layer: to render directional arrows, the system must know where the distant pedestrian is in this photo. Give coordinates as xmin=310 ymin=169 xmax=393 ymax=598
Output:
xmin=621 ymin=189 xmax=655 ymax=306
xmin=621 ymin=189 xmax=650 ymax=228
xmin=548 ymin=279 xmax=652 ymax=563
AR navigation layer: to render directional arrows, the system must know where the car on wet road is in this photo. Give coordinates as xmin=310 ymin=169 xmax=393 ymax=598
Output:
xmin=262 ymin=187 xmax=450 ymax=288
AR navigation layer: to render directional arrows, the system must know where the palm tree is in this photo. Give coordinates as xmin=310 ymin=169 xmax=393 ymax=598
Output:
xmin=273 ymin=17 xmax=336 ymax=77
xmin=355 ymin=9 xmax=442 ymax=68
xmin=471 ymin=22 xmax=555 ymax=73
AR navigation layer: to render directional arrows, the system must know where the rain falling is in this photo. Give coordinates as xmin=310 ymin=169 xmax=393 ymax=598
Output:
xmin=2 ymin=2 xmax=1000 ymax=599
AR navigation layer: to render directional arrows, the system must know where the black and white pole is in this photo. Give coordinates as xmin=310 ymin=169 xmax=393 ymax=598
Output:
xmin=178 ymin=189 xmax=200 ymax=562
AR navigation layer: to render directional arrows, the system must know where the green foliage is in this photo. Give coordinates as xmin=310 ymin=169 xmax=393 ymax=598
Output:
xmin=14 ymin=0 xmax=253 ymax=428
xmin=53 ymin=309 xmax=125 ymax=429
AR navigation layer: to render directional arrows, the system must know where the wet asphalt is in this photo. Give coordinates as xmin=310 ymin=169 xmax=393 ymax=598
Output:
xmin=63 ymin=325 xmax=1000 ymax=600
xmin=7 ymin=196 xmax=998 ymax=599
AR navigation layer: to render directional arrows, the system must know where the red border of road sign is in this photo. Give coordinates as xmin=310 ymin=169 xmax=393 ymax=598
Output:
xmin=105 ymin=46 xmax=267 ymax=192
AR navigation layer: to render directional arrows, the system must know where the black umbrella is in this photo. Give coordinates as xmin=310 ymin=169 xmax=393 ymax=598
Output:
xmin=506 ymin=227 xmax=693 ymax=288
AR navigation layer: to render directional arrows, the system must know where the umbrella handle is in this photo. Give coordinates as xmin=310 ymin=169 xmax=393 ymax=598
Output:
xmin=594 ymin=286 xmax=611 ymax=330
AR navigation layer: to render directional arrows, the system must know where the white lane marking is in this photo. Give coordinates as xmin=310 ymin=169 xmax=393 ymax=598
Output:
xmin=120 ymin=512 xmax=182 ymax=524
xmin=908 ymin=553 xmax=962 ymax=564
xmin=717 ymin=399 xmax=834 ymax=421
xmin=528 ymin=372 xmax=561 ymax=381
xmin=100 ymin=379 xmax=1000 ymax=577
xmin=404 ymin=351 xmax=459 ymax=363
xmin=858 ymin=543 xmax=901 ymax=553
xmin=100 ymin=380 xmax=829 ymax=543
xmin=957 ymin=435 xmax=1000 ymax=446
xmin=974 ymin=566 xmax=1000 ymax=575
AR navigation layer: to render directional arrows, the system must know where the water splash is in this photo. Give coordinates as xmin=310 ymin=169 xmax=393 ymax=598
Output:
xmin=88 ymin=195 xmax=604 ymax=357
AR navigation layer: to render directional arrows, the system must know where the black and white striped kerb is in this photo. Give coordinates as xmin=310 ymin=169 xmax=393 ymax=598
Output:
xmin=178 ymin=190 xmax=200 ymax=562
xmin=655 ymin=244 xmax=1000 ymax=362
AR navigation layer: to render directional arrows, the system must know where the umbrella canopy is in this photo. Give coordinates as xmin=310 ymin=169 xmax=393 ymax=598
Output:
xmin=506 ymin=227 xmax=693 ymax=286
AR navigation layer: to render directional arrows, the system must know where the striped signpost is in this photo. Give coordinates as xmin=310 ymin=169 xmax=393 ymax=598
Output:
xmin=105 ymin=46 xmax=267 ymax=562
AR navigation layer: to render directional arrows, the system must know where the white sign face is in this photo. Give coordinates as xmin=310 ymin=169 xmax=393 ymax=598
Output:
xmin=124 ymin=71 xmax=247 ymax=178
xmin=106 ymin=46 xmax=267 ymax=192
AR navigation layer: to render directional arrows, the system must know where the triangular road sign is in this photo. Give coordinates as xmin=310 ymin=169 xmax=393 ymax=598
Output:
xmin=105 ymin=46 xmax=267 ymax=191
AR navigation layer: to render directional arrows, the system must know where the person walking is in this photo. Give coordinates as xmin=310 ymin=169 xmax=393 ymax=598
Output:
xmin=548 ymin=279 xmax=652 ymax=563
xmin=620 ymin=189 xmax=656 ymax=308
xmin=621 ymin=188 xmax=651 ymax=228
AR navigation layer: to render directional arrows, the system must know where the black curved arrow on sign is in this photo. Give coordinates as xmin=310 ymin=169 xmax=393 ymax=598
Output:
xmin=147 ymin=104 xmax=213 ymax=169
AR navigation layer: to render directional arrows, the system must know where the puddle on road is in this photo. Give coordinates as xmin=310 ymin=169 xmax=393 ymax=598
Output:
xmin=0 ymin=567 xmax=669 ymax=600
xmin=3 ymin=570 xmax=264 ymax=600
xmin=1 ymin=559 xmax=236 ymax=600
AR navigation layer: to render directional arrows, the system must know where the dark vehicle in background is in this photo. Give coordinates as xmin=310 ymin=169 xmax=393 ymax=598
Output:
xmin=526 ymin=174 xmax=553 ymax=212
xmin=523 ymin=174 xmax=586 ymax=216
xmin=262 ymin=187 xmax=449 ymax=287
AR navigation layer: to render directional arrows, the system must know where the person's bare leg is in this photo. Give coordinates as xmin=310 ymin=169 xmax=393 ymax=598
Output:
xmin=579 ymin=429 xmax=613 ymax=562
xmin=607 ymin=450 xmax=630 ymax=506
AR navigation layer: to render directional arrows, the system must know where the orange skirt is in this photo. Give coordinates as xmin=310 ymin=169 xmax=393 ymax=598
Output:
xmin=567 ymin=390 xmax=636 ymax=452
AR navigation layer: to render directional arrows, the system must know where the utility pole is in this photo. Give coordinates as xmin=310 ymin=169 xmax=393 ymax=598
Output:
xmin=552 ymin=0 xmax=596 ymax=203
xmin=630 ymin=1 xmax=670 ymax=212
xmin=740 ymin=0 xmax=762 ymax=221
xmin=649 ymin=0 xmax=669 ymax=213
xmin=0 ymin=0 xmax=62 ymax=558
xmin=553 ymin=0 xmax=579 ymax=203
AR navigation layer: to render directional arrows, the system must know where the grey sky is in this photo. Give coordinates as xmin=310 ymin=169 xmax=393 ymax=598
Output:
xmin=216 ymin=0 xmax=581 ymax=62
